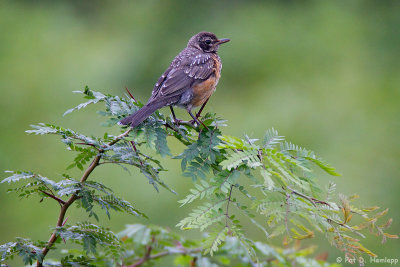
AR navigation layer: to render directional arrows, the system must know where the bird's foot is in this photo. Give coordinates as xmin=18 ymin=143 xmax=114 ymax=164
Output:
xmin=173 ymin=118 xmax=184 ymax=126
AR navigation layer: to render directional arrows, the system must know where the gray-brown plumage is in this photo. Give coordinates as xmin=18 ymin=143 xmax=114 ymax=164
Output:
xmin=119 ymin=31 xmax=230 ymax=127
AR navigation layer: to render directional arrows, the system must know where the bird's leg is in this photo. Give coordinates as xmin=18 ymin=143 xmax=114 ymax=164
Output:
xmin=188 ymin=98 xmax=210 ymax=125
xmin=187 ymin=109 xmax=208 ymax=130
xmin=169 ymin=106 xmax=181 ymax=125
xmin=195 ymin=97 xmax=210 ymax=119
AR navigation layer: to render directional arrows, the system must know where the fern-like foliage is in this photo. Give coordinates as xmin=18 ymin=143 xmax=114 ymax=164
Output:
xmin=38 ymin=224 xmax=342 ymax=266
xmin=2 ymin=171 xmax=145 ymax=221
xmin=178 ymin=127 xmax=397 ymax=263
xmin=0 ymin=238 xmax=45 ymax=265
xmin=1 ymin=88 xmax=397 ymax=266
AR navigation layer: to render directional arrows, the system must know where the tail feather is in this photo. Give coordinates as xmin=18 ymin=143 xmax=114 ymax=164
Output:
xmin=119 ymin=102 xmax=165 ymax=127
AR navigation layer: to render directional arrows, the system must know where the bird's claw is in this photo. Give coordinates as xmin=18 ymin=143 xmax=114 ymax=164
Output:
xmin=173 ymin=119 xmax=184 ymax=126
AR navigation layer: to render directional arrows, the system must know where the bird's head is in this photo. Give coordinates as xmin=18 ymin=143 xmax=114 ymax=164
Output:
xmin=188 ymin=31 xmax=230 ymax=53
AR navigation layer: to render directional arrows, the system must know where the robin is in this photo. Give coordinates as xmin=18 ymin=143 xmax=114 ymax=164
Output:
xmin=119 ymin=31 xmax=230 ymax=128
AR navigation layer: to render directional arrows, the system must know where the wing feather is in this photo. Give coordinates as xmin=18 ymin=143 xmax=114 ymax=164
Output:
xmin=148 ymin=50 xmax=215 ymax=104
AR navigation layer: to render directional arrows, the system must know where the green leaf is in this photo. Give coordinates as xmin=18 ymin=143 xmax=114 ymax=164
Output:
xmin=93 ymin=194 xmax=147 ymax=218
xmin=220 ymin=150 xmax=260 ymax=171
xmin=154 ymin=127 xmax=171 ymax=157
xmin=305 ymin=156 xmax=341 ymax=176
xmin=177 ymin=201 xmax=226 ymax=230
xmin=63 ymin=88 xmax=106 ymax=116
xmin=263 ymin=128 xmax=284 ymax=149
xmin=2 ymin=171 xmax=37 ymax=184
xmin=203 ymin=228 xmax=228 ymax=256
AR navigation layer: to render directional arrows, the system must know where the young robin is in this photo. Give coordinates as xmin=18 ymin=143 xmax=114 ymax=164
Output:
xmin=119 ymin=31 xmax=230 ymax=128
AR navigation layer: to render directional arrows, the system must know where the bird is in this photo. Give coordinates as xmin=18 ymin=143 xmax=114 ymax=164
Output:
xmin=119 ymin=31 xmax=230 ymax=128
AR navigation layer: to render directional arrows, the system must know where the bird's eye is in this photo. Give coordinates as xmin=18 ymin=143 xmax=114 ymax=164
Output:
xmin=205 ymin=39 xmax=212 ymax=44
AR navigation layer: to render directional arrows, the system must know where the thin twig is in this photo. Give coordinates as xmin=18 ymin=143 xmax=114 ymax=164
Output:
xmin=130 ymin=140 xmax=137 ymax=152
xmin=225 ymin=185 xmax=234 ymax=233
xmin=326 ymin=218 xmax=362 ymax=234
xmin=40 ymin=182 xmax=64 ymax=207
xmin=285 ymin=192 xmax=291 ymax=236
xmin=287 ymin=186 xmax=332 ymax=208
xmin=125 ymin=87 xmax=137 ymax=103
xmin=287 ymin=186 xmax=317 ymax=207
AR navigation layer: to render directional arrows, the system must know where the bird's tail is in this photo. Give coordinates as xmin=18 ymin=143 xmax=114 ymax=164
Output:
xmin=118 ymin=101 xmax=165 ymax=128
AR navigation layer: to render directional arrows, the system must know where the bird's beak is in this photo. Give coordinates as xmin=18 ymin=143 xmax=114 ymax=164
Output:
xmin=216 ymin=38 xmax=230 ymax=45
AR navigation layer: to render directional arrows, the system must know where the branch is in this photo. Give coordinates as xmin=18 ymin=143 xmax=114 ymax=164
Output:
xmin=326 ymin=217 xmax=364 ymax=236
xmin=287 ymin=186 xmax=332 ymax=208
xmin=130 ymin=244 xmax=152 ymax=267
xmin=37 ymin=128 xmax=132 ymax=267
xmin=39 ymin=190 xmax=66 ymax=206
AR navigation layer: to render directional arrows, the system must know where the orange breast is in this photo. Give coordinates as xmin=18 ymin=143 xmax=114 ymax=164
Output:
xmin=192 ymin=75 xmax=218 ymax=107
xmin=191 ymin=55 xmax=222 ymax=107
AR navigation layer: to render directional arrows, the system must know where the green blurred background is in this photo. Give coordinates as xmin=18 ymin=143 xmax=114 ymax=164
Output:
xmin=1 ymin=0 xmax=399 ymax=265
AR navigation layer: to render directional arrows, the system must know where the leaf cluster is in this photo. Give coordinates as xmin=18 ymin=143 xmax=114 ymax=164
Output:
xmin=42 ymin=224 xmax=341 ymax=267
xmin=177 ymin=125 xmax=398 ymax=262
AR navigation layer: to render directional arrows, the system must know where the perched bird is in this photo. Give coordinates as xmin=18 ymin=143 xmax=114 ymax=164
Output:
xmin=119 ymin=31 xmax=230 ymax=128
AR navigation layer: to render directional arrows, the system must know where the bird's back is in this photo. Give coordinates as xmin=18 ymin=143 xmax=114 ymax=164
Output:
xmin=147 ymin=47 xmax=220 ymax=109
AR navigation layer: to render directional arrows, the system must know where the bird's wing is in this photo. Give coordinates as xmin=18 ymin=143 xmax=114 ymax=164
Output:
xmin=148 ymin=51 xmax=215 ymax=104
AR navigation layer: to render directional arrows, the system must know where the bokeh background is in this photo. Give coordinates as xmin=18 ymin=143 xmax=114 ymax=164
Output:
xmin=1 ymin=0 xmax=399 ymax=265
